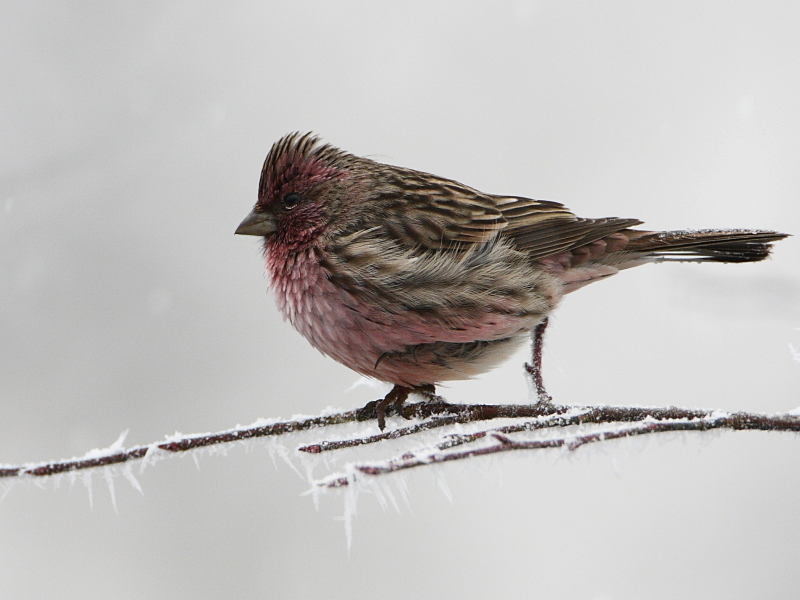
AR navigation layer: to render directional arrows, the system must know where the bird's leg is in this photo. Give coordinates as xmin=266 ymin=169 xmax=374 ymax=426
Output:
xmin=356 ymin=383 xmax=441 ymax=431
xmin=525 ymin=317 xmax=552 ymax=404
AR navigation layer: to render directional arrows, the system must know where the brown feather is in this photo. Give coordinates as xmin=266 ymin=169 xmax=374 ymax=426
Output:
xmin=622 ymin=229 xmax=789 ymax=263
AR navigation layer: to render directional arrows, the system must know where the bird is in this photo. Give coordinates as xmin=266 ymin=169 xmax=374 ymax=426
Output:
xmin=236 ymin=132 xmax=787 ymax=429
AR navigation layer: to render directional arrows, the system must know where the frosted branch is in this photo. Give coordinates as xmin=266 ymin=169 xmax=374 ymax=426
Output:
xmin=315 ymin=408 xmax=800 ymax=488
xmin=0 ymin=410 xmax=359 ymax=479
xmin=1 ymin=400 xmax=798 ymax=486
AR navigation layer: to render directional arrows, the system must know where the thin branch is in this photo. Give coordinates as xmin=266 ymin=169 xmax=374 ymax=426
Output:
xmin=316 ymin=410 xmax=800 ymax=488
xmin=298 ymin=402 xmax=792 ymax=454
xmin=1 ymin=400 xmax=798 ymax=481
xmin=0 ymin=410 xmax=360 ymax=479
xmin=298 ymin=402 xmax=571 ymax=453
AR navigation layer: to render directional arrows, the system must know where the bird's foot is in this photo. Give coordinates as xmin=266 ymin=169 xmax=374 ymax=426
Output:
xmin=356 ymin=384 xmax=440 ymax=431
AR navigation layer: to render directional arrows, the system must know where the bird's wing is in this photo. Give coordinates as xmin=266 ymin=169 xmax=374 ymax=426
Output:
xmin=494 ymin=195 xmax=643 ymax=261
xmin=374 ymin=164 xmax=642 ymax=259
xmin=373 ymin=167 xmax=508 ymax=248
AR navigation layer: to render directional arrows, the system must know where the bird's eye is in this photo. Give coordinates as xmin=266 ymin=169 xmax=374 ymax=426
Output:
xmin=283 ymin=193 xmax=300 ymax=209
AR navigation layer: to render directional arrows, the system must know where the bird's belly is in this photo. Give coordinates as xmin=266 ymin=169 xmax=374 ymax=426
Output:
xmin=270 ymin=251 xmax=539 ymax=386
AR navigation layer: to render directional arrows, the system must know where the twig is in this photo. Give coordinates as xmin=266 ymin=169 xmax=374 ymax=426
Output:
xmin=0 ymin=410 xmax=360 ymax=479
xmin=298 ymin=401 xmax=570 ymax=453
xmin=1 ymin=400 xmax=798 ymax=482
xmin=316 ymin=410 xmax=800 ymax=488
xmin=298 ymin=403 xmax=785 ymax=454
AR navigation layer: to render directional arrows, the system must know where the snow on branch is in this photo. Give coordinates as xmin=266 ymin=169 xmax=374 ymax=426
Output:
xmin=1 ymin=400 xmax=799 ymax=488
xmin=0 ymin=410 xmax=359 ymax=479
xmin=312 ymin=406 xmax=800 ymax=488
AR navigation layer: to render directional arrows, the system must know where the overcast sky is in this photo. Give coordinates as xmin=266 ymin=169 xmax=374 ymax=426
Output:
xmin=1 ymin=2 xmax=799 ymax=599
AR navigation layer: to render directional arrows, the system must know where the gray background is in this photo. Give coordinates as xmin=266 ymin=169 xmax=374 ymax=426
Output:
xmin=2 ymin=2 xmax=800 ymax=598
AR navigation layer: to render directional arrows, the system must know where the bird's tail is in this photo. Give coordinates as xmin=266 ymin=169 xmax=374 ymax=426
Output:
xmin=623 ymin=229 xmax=789 ymax=263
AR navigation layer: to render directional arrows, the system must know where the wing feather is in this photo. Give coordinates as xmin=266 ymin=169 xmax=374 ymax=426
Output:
xmin=373 ymin=166 xmax=641 ymax=259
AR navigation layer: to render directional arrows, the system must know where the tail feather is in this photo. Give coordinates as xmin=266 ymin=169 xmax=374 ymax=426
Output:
xmin=624 ymin=229 xmax=789 ymax=263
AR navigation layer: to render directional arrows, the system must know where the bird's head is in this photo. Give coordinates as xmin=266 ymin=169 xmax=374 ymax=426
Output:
xmin=236 ymin=132 xmax=358 ymax=250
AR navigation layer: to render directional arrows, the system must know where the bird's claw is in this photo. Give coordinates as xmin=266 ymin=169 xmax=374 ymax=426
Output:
xmin=356 ymin=384 xmax=438 ymax=431
xmin=355 ymin=400 xmax=380 ymax=422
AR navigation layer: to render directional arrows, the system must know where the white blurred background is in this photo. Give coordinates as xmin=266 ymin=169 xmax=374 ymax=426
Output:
xmin=1 ymin=2 xmax=799 ymax=598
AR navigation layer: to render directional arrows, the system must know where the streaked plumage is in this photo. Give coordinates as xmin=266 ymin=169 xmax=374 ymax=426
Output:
xmin=237 ymin=133 xmax=787 ymax=418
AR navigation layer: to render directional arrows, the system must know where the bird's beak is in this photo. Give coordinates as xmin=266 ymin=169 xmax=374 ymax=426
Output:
xmin=235 ymin=209 xmax=277 ymax=236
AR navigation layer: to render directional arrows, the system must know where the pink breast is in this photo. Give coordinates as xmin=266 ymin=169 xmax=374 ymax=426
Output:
xmin=264 ymin=245 xmax=533 ymax=385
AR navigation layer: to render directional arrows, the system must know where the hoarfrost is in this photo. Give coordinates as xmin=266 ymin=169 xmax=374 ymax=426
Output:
xmin=103 ymin=467 xmax=117 ymax=514
xmin=3 ymin=390 xmax=797 ymax=546
xmin=120 ymin=463 xmax=143 ymax=495
xmin=82 ymin=471 xmax=93 ymax=509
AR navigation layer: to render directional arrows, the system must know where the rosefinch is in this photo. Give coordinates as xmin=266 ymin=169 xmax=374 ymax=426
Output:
xmin=237 ymin=133 xmax=787 ymax=429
